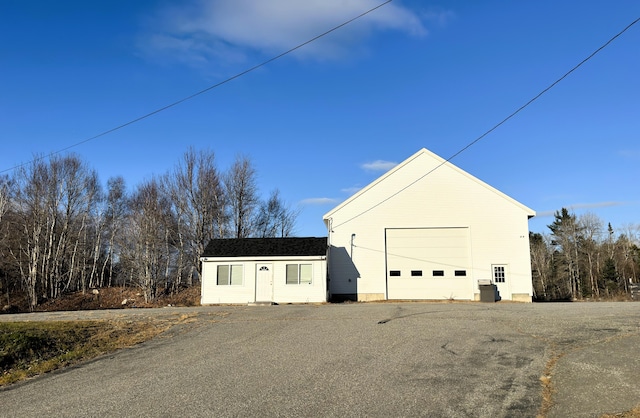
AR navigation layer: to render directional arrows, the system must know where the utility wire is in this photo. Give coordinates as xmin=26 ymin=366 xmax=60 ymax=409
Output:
xmin=1 ymin=0 xmax=392 ymax=175
xmin=330 ymin=15 xmax=640 ymax=230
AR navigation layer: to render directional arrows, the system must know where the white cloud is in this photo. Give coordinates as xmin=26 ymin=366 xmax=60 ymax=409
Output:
xmin=300 ymin=197 xmax=339 ymax=206
xmin=141 ymin=0 xmax=431 ymax=65
xmin=536 ymin=201 xmax=627 ymax=217
xmin=142 ymin=33 xmax=248 ymax=68
xmin=619 ymin=149 xmax=640 ymax=160
xmin=341 ymin=186 xmax=362 ymax=195
xmin=421 ymin=9 xmax=455 ymax=27
xmin=361 ymin=159 xmax=397 ymax=172
xmin=570 ymin=201 xmax=626 ymax=209
xmin=535 ymin=210 xmax=555 ymax=218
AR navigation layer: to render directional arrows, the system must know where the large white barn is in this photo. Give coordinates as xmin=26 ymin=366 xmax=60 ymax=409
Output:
xmin=323 ymin=148 xmax=535 ymax=302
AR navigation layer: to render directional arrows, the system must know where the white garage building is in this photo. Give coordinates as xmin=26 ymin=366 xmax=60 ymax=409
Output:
xmin=323 ymin=148 xmax=535 ymax=302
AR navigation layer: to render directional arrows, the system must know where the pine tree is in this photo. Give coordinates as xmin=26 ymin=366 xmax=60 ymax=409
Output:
xmin=601 ymin=257 xmax=619 ymax=296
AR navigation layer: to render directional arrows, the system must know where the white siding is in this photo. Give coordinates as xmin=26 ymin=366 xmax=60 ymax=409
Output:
xmin=271 ymin=260 xmax=327 ymax=303
xmin=324 ymin=148 xmax=534 ymax=302
xmin=201 ymin=258 xmax=327 ymax=304
xmin=201 ymin=261 xmax=255 ymax=304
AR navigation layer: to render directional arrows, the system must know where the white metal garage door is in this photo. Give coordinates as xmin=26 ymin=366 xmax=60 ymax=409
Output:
xmin=385 ymin=227 xmax=472 ymax=300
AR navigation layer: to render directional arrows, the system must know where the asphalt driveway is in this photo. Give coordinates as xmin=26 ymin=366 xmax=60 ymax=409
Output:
xmin=2 ymin=302 xmax=639 ymax=417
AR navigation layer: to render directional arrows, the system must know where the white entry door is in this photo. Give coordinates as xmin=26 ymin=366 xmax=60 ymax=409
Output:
xmin=255 ymin=264 xmax=274 ymax=302
xmin=492 ymin=264 xmax=511 ymax=301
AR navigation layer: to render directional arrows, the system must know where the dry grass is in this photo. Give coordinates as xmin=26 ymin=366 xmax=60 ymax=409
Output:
xmin=0 ymin=286 xmax=201 ymax=387
xmin=536 ymin=346 xmax=566 ymax=418
xmin=0 ymin=319 xmax=171 ymax=387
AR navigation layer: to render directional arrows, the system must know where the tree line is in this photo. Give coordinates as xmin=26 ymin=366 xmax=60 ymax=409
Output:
xmin=530 ymin=208 xmax=640 ymax=301
xmin=2 ymin=151 xmax=638 ymax=310
xmin=0 ymin=149 xmax=298 ymax=310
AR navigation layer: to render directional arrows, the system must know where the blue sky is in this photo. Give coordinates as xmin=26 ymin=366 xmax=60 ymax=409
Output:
xmin=2 ymin=0 xmax=639 ymax=237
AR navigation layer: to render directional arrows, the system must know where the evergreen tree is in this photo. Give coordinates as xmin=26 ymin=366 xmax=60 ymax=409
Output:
xmin=601 ymin=257 xmax=619 ymax=296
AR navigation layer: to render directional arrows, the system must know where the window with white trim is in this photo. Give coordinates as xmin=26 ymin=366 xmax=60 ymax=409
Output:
xmin=217 ymin=265 xmax=243 ymax=285
xmin=286 ymin=264 xmax=312 ymax=284
xmin=493 ymin=265 xmax=506 ymax=283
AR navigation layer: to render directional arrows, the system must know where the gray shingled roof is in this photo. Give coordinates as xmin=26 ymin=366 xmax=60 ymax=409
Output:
xmin=202 ymin=237 xmax=327 ymax=258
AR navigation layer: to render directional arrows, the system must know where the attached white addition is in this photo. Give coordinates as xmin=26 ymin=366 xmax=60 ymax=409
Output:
xmin=200 ymin=238 xmax=327 ymax=305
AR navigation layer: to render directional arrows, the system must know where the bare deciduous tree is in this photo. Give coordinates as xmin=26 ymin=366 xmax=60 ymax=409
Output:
xmin=9 ymin=155 xmax=102 ymax=308
xmin=100 ymin=176 xmax=128 ymax=287
xmin=579 ymin=212 xmax=603 ymax=298
xmin=0 ymin=176 xmax=9 ymax=226
xmin=530 ymin=232 xmax=553 ymax=300
xmin=255 ymin=189 xmax=298 ymax=238
xmin=0 ymin=175 xmax=15 ymax=305
xmin=125 ymin=178 xmax=172 ymax=302
xmin=548 ymin=208 xmax=584 ymax=299
xmin=224 ymin=155 xmax=259 ymax=239
xmin=532 ymin=207 xmax=640 ymax=301
xmin=168 ymin=148 xmax=226 ymax=289
xmin=0 ymin=149 xmax=300 ymax=307
xmin=13 ymin=157 xmax=52 ymax=309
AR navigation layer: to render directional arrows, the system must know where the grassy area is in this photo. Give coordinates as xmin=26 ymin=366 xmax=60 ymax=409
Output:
xmin=0 ymin=320 xmax=168 ymax=386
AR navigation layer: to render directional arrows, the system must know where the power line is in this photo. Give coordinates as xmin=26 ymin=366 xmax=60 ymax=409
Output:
xmin=1 ymin=0 xmax=393 ymax=175
xmin=330 ymin=15 xmax=640 ymax=230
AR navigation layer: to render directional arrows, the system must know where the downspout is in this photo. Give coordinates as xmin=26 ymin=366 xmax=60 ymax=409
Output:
xmin=384 ymin=228 xmax=389 ymax=300
xmin=350 ymin=233 xmax=356 ymax=258
xmin=326 ymin=218 xmax=332 ymax=301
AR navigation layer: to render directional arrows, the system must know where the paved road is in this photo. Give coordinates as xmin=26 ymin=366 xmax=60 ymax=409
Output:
xmin=1 ymin=302 xmax=639 ymax=417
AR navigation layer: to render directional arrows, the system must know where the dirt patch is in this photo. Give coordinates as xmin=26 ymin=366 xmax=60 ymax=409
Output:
xmin=14 ymin=286 xmax=202 ymax=313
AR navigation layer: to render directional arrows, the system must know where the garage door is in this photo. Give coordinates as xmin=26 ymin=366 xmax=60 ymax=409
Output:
xmin=386 ymin=227 xmax=471 ymax=299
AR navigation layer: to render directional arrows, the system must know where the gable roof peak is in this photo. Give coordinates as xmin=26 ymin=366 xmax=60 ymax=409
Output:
xmin=323 ymin=147 xmax=535 ymax=222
